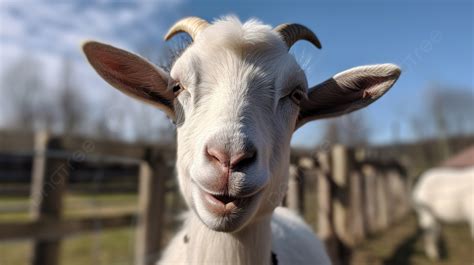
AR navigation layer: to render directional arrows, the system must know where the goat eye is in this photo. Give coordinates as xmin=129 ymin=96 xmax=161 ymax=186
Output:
xmin=290 ymin=88 xmax=305 ymax=105
xmin=173 ymin=83 xmax=185 ymax=96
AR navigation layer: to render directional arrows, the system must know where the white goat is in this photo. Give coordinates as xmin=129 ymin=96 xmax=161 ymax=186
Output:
xmin=412 ymin=166 xmax=474 ymax=260
xmin=82 ymin=16 xmax=401 ymax=265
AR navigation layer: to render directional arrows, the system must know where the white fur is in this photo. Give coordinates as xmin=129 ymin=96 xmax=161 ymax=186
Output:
xmin=412 ymin=166 xmax=474 ymax=260
xmin=159 ymin=16 xmax=330 ymax=265
xmin=172 ymin=17 xmax=304 ymax=231
xmin=159 ymin=207 xmax=331 ymax=265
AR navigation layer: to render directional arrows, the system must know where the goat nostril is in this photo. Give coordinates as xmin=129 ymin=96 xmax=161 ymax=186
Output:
xmin=206 ymin=146 xmax=230 ymax=167
xmin=206 ymin=144 xmax=257 ymax=170
xmin=230 ymin=148 xmax=257 ymax=169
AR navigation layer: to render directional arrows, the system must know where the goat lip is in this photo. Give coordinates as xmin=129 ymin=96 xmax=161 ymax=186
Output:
xmin=200 ymin=191 xmax=255 ymax=216
xmin=191 ymin=179 xmax=262 ymax=199
xmin=191 ymin=177 xmax=265 ymax=199
xmin=205 ymin=193 xmax=237 ymax=206
xmin=202 ymin=192 xmax=238 ymax=214
xmin=192 ymin=179 xmax=260 ymax=215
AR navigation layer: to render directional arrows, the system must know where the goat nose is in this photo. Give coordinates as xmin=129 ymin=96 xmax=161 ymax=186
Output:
xmin=206 ymin=144 xmax=257 ymax=170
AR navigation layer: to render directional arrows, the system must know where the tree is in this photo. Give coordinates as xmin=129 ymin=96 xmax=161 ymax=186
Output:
xmin=427 ymin=86 xmax=474 ymax=138
xmin=57 ymin=58 xmax=86 ymax=136
xmin=1 ymin=56 xmax=52 ymax=131
xmin=427 ymin=86 xmax=474 ymax=158
xmin=322 ymin=112 xmax=371 ymax=147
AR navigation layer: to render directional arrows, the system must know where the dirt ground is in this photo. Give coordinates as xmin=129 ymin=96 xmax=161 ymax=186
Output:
xmin=352 ymin=215 xmax=474 ymax=265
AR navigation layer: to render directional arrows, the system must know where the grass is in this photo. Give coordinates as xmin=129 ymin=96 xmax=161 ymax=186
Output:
xmin=1 ymin=194 xmax=472 ymax=265
xmin=0 ymin=228 xmax=136 ymax=265
xmin=0 ymin=193 xmax=138 ymax=222
xmin=0 ymin=193 xmax=139 ymax=265
xmin=60 ymin=228 xmax=136 ymax=265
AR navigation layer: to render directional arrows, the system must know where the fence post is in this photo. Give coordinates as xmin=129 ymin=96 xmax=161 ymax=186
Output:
xmin=316 ymin=152 xmax=332 ymax=239
xmin=135 ymin=149 xmax=169 ymax=265
xmin=375 ymin=169 xmax=389 ymax=231
xmin=384 ymin=169 xmax=396 ymax=226
xmin=331 ymin=145 xmax=355 ymax=246
xmin=349 ymin=168 xmax=366 ymax=244
xmin=361 ymin=164 xmax=378 ymax=235
xmin=30 ymin=132 xmax=68 ymax=265
xmin=389 ymin=167 xmax=410 ymax=221
xmin=316 ymin=151 xmax=341 ymax=265
xmin=287 ymin=164 xmax=300 ymax=214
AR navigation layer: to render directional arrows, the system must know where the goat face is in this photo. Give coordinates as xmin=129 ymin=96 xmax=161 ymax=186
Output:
xmin=171 ymin=20 xmax=304 ymax=231
xmin=83 ymin=16 xmax=401 ymax=233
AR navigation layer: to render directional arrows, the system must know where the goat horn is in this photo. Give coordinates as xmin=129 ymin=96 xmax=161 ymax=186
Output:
xmin=164 ymin=17 xmax=209 ymax=41
xmin=274 ymin=23 xmax=322 ymax=50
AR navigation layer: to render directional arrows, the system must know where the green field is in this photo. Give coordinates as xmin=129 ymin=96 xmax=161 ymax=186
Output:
xmin=1 ymin=194 xmax=473 ymax=265
xmin=0 ymin=194 xmax=139 ymax=265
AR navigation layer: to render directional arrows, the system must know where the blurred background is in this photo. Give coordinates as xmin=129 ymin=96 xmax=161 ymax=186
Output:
xmin=0 ymin=1 xmax=472 ymax=265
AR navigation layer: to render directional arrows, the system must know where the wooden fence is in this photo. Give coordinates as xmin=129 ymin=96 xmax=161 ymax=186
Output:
xmin=286 ymin=145 xmax=410 ymax=265
xmin=0 ymin=131 xmax=410 ymax=265
xmin=0 ymin=131 xmax=174 ymax=265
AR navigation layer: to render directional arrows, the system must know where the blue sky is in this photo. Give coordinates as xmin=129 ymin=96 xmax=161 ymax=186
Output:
xmin=0 ymin=0 xmax=472 ymax=147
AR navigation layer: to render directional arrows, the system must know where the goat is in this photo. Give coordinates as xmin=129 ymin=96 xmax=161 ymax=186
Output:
xmin=82 ymin=16 xmax=401 ymax=265
xmin=412 ymin=166 xmax=474 ymax=260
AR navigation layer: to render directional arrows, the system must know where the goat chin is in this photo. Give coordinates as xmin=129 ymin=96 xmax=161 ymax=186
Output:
xmin=158 ymin=207 xmax=332 ymax=265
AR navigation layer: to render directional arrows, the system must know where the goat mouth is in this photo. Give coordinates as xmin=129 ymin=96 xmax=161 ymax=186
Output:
xmin=212 ymin=194 xmax=238 ymax=205
xmin=200 ymin=191 xmax=256 ymax=216
xmin=191 ymin=179 xmax=264 ymax=218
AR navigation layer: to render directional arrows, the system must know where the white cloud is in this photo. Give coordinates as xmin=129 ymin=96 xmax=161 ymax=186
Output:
xmin=0 ymin=1 xmax=179 ymax=54
xmin=0 ymin=0 xmax=184 ymax=130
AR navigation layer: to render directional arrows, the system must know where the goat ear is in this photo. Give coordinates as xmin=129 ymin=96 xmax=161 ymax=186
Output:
xmin=296 ymin=64 xmax=401 ymax=129
xmin=82 ymin=41 xmax=175 ymax=119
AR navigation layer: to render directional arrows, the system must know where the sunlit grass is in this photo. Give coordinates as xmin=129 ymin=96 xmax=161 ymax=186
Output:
xmin=60 ymin=228 xmax=136 ymax=265
xmin=0 ymin=193 xmax=138 ymax=222
xmin=0 ymin=192 xmax=186 ymax=265
xmin=0 ymin=193 xmax=139 ymax=265
xmin=1 ymin=194 xmax=472 ymax=265
xmin=0 ymin=228 xmax=136 ymax=265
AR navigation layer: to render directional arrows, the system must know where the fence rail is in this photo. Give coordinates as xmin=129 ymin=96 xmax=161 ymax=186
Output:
xmin=0 ymin=131 xmax=172 ymax=265
xmin=286 ymin=145 xmax=410 ymax=265
xmin=0 ymin=214 xmax=135 ymax=241
xmin=0 ymin=131 xmax=410 ymax=265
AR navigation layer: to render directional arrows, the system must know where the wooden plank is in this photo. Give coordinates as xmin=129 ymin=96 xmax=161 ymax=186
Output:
xmin=0 ymin=130 xmax=34 ymax=153
xmin=331 ymin=145 xmax=355 ymax=246
xmin=375 ymin=170 xmax=389 ymax=231
xmin=286 ymin=164 xmax=300 ymax=213
xmin=316 ymin=152 xmax=332 ymax=239
xmin=30 ymin=131 xmax=69 ymax=265
xmin=0 ymin=129 xmax=175 ymax=161
xmin=60 ymin=136 xmax=145 ymax=160
xmin=330 ymin=145 xmax=354 ymax=265
xmin=0 ymin=214 xmax=135 ymax=240
xmin=135 ymin=150 xmax=169 ymax=265
xmin=60 ymin=136 xmax=175 ymax=160
xmin=349 ymin=170 xmax=366 ymax=244
xmin=388 ymin=169 xmax=410 ymax=221
xmin=361 ymin=164 xmax=378 ymax=235
xmin=316 ymin=151 xmax=341 ymax=265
